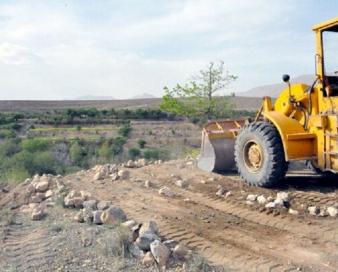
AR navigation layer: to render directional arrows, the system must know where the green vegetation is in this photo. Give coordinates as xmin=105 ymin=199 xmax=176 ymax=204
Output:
xmin=137 ymin=139 xmax=146 ymax=149
xmin=128 ymin=147 xmax=140 ymax=159
xmin=161 ymin=61 xmax=238 ymax=122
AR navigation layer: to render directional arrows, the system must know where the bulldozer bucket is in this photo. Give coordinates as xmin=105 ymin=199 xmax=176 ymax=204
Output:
xmin=198 ymin=120 xmax=244 ymax=173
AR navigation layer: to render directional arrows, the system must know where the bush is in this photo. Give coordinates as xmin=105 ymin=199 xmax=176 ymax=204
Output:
xmin=69 ymin=141 xmax=87 ymax=165
xmin=118 ymin=123 xmax=132 ymax=138
xmin=137 ymin=139 xmax=146 ymax=149
xmin=22 ymin=138 xmax=49 ymax=152
xmin=31 ymin=151 xmax=58 ymax=175
xmin=0 ymin=129 xmax=16 ymax=139
xmin=97 ymin=141 xmax=112 ymax=160
xmin=143 ymin=148 xmax=170 ymax=161
xmin=128 ymin=147 xmax=140 ymax=159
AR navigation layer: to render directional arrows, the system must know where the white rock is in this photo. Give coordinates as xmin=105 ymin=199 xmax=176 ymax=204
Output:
xmin=308 ymin=206 xmax=320 ymax=216
xmin=216 ymin=187 xmax=226 ymax=197
xmin=150 ymin=240 xmax=170 ymax=267
xmin=175 ymin=180 xmax=188 ymax=188
xmin=136 ymin=158 xmax=146 ymax=167
xmin=276 ymin=192 xmax=289 ymax=202
xmin=158 ymin=186 xmax=174 ymax=197
xmin=97 ymin=201 xmax=111 ymax=210
xmin=34 ymin=179 xmax=50 ymax=192
xmin=225 ymin=191 xmax=232 ymax=198
xmin=256 ymin=195 xmax=267 ymax=205
xmin=327 ymin=206 xmax=338 ymax=217
xmin=31 ymin=207 xmax=45 ymax=221
xmin=274 ymin=199 xmax=284 ymax=207
xmin=139 ymin=221 xmax=159 ymax=236
xmin=144 ymin=180 xmax=152 ymax=188
xmin=246 ymin=194 xmax=257 ymax=201
xmin=74 ymin=210 xmax=84 ymax=223
xmin=122 ymin=220 xmax=137 ymax=229
xmin=265 ymin=202 xmax=276 ymax=209
xmin=100 ymin=205 xmax=127 ymax=225
xmin=246 ymin=200 xmax=254 ymax=206
xmin=45 ymin=190 xmax=53 ymax=199
xmin=126 ymin=160 xmax=136 ymax=168
xmin=173 ymin=244 xmax=189 ymax=259
xmin=117 ymin=170 xmax=130 ymax=179
xmin=142 ymin=251 xmax=155 ymax=266
xmin=288 ymin=208 xmax=299 ymax=215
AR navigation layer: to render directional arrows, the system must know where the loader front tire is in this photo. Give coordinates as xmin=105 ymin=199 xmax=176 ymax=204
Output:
xmin=234 ymin=122 xmax=287 ymax=187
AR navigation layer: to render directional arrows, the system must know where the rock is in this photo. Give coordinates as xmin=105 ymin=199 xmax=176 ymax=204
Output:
xmin=117 ymin=170 xmax=130 ymax=179
xmin=173 ymin=244 xmax=189 ymax=259
xmin=83 ymin=200 xmax=97 ymax=210
xmin=93 ymin=210 xmax=103 ymax=224
xmin=289 ymin=208 xmax=299 ymax=215
xmin=31 ymin=207 xmax=45 ymax=221
xmin=34 ymin=180 xmax=50 ymax=192
xmin=82 ymin=208 xmax=93 ymax=223
xmin=200 ymin=180 xmax=207 ymax=184
xmin=308 ymin=206 xmax=320 ymax=216
xmin=246 ymin=194 xmax=257 ymax=202
xmin=73 ymin=197 xmax=85 ymax=208
xmin=23 ymin=178 xmax=31 ymax=185
xmin=246 ymin=200 xmax=254 ymax=206
xmin=80 ymin=191 xmax=92 ymax=201
xmin=144 ymin=180 xmax=152 ymax=188
xmin=136 ymin=232 xmax=159 ymax=251
xmin=274 ymin=199 xmax=285 ymax=207
xmin=163 ymin=240 xmax=177 ymax=249
xmin=126 ymin=160 xmax=136 ymax=168
xmin=158 ymin=186 xmax=174 ymax=197
xmin=319 ymin=209 xmax=328 ymax=217
xmin=30 ymin=195 xmax=43 ymax=203
xmin=100 ymin=206 xmax=127 ymax=225
xmin=186 ymin=161 xmax=194 ymax=166
xmin=216 ymin=187 xmax=226 ymax=197
xmin=97 ymin=201 xmax=111 ymax=210
xmin=327 ymin=206 xmax=338 ymax=217
xmin=276 ymin=192 xmax=289 ymax=203
xmin=142 ymin=251 xmax=155 ymax=266
xmin=26 ymin=184 xmax=35 ymax=194
xmin=225 ymin=191 xmax=232 ymax=198
xmin=139 ymin=221 xmax=159 ymax=236
xmin=111 ymin=173 xmax=119 ymax=181
xmin=175 ymin=180 xmax=188 ymax=188
xmin=150 ymin=240 xmax=170 ymax=267
xmin=265 ymin=202 xmax=276 ymax=209
xmin=257 ymin=195 xmax=267 ymax=205
xmin=130 ymin=244 xmax=144 ymax=259
xmin=136 ymin=158 xmax=146 ymax=167
xmin=93 ymin=165 xmax=110 ymax=180
xmin=45 ymin=190 xmax=53 ymax=199
xmin=122 ymin=220 xmax=137 ymax=229
xmin=132 ymin=224 xmax=141 ymax=241
xmin=74 ymin=211 xmax=84 ymax=223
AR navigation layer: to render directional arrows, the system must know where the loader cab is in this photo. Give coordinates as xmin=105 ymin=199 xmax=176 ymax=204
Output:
xmin=313 ymin=18 xmax=338 ymax=97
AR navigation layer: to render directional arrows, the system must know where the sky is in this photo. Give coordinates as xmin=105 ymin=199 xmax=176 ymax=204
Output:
xmin=0 ymin=0 xmax=337 ymax=100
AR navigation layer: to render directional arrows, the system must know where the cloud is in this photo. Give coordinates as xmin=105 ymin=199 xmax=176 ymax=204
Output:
xmin=0 ymin=0 xmax=318 ymax=99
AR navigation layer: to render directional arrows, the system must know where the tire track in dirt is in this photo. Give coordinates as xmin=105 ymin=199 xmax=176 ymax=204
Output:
xmin=2 ymin=213 xmax=55 ymax=272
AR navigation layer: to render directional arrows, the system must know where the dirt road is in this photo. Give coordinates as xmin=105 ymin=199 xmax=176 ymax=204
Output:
xmin=65 ymin=160 xmax=338 ymax=271
xmin=2 ymin=160 xmax=338 ymax=271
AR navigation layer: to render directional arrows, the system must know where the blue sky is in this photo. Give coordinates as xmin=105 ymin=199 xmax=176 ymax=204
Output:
xmin=0 ymin=0 xmax=337 ymax=99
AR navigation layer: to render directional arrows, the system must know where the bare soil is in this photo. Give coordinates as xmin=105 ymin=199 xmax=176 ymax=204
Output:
xmin=2 ymin=161 xmax=338 ymax=271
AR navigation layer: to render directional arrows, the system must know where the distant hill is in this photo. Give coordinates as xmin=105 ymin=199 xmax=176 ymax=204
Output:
xmin=238 ymin=74 xmax=316 ymax=98
xmin=75 ymin=95 xmax=115 ymax=100
xmin=131 ymin=93 xmax=157 ymax=99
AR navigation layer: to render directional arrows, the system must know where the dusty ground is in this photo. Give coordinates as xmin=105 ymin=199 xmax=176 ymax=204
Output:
xmin=2 ymin=160 xmax=338 ymax=271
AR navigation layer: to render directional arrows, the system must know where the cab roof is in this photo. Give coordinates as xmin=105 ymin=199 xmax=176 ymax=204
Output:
xmin=313 ymin=17 xmax=338 ymax=32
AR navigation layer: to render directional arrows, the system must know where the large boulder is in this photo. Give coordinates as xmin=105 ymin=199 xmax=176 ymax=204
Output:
xmin=150 ymin=240 xmax=170 ymax=267
xmin=100 ymin=205 xmax=126 ymax=225
xmin=93 ymin=210 xmax=103 ymax=224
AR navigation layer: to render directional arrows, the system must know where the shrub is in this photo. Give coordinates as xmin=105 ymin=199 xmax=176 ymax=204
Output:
xmin=118 ymin=123 xmax=132 ymax=138
xmin=69 ymin=141 xmax=87 ymax=165
xmin=137 ymin=139 xmax=146 ymax=149
xmin=75 ymin=125 xmax=82 ymax=131
xmin=0 ymin=129 xmax=16 ymax=139
xmin=128 ymin=147 xmax=140 ymax=159
xmin=31 ymin=151 xmax=58 ymax=175
xmin=97 ymin=141 xmax=112 ymax=160
xmin=22 ymin=138 xmax=49 ymax=152
xmin=143 ymin=148 xmax=170 ymax=161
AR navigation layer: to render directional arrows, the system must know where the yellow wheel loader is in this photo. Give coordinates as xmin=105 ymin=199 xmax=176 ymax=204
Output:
xmin=198 ymin=17 xmax=338 ymax=187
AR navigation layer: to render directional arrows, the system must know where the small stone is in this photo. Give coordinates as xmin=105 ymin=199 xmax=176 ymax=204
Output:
xmin=26 ymin=184 xmax=35 ymax=194
xmin=93 ymin=210 xmax=103 ymax=224
xmin=225 ymin=191 xmax=232 ymax=198
xmin=144 ymin=180 xmax=152 ymax=188
xmin=130 ymin=244 xmax=144 ymax=259
xmin=82 ymin=208 xmax=93 ymax=223
xmin=246 ymin=194 xmax=257 ymax=202
xmin=158 ymin=186 xmax=175 ymax=197
xmin=289 ymin=208 xmax=299 ymax=215
xmin=200 ymin=180 xmax=207 ymax=184
xmin=265 ymin=202 xmax=276 ymax=209
xmin=308 ymin=206 xmax=320 ymax=216
xmin=30 ymin=195 xmax=43 ymax=203
xmin=118 ymin=170 xmax=130 ymax=179
xmin=74 ymin=211 xmax=84 ymax=223
xmin=136 ymin=158 xmax=146 ymax=167
xmin=126 ymin=160 xmax=136 ymax=168
xmin=327 ymin=206 xmax=338 ymax=217
xmin=136 ymin=232 xmax=159 ymax=251
xmin=111 ymin=173 xmax=119 ymax=181
xmin=175 ymin=180 xmax=188 ymax=188
xmin=186 ymin=161 xmax=194 ymax=166
xmin=150 ymin=240 xmax=170 ymax=267
xmin=34 ymin=180 xmax=49 ymax=192
xmin=173 ymin=244 xmax=189 ymax=259
xmin=142 ymin=252 xmax=155 ymax=266
xmin=276 ymin=192 xmax=289 ymax=203
xmin=97 ymin=201 xmax=111 ymax=210
xmin=45 ymin=190 xmax=53 ymax=199
xmin=139 ymin=221 xmax=159 ymax=236
xmin=31 ymin=207 xmax=45 ymax=221
xmin=100 ymin=205 xmax=127 ymax=225
xmin=122 ymin=220 xmax=137 ymax=229
xmin=83 ymin=200 xmax=97 ymax=210
xmin=274 ymin=199 xmax=284 ymax=207
xmin=163 ymin=240 xmax=177 ymax=249
xmin=257 ymin=195 xmax=267 ymax=205
xmin=246 ymin=200 xmax=254 ymax=206
xmin=216 ymin=187 xmax=226 ymax=197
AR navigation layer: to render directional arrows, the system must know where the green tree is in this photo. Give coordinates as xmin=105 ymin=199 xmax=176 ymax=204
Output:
xmin=97 ymin=141 xmax=112 ymax=160
xmin=160 ymin=61 xmax=237 ymax=120
xmin=69 ymin=141 xmax=87 ymax=165
xmin=128 ymin=147 xmax=140 ymax=159
xmin=137 ymin=139 xmax=146 ymax=149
